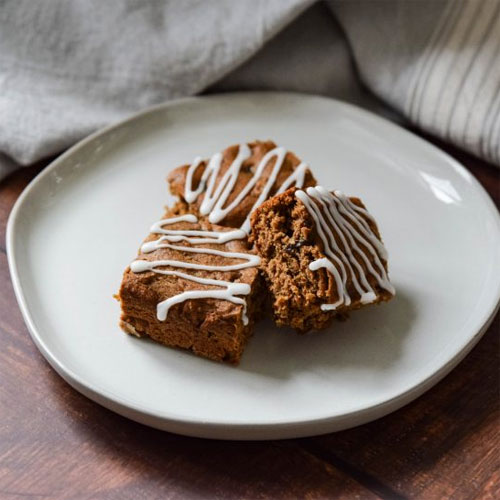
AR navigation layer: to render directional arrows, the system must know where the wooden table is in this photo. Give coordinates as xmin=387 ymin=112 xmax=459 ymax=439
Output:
xmin=1 ymin=135 xmax=499 ymax=500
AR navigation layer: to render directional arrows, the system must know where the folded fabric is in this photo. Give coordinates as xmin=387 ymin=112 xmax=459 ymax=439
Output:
xmin=330 ymin=0 xmax=500 ymax=166
xmin=0 ymin=0 xmax=498 ymax=180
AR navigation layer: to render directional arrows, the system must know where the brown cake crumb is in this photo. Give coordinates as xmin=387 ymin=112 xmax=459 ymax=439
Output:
xmin=250 ymin=187 xmax=395 ymax=332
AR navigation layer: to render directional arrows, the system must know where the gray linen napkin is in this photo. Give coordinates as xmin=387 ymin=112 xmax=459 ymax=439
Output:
xmin=0 ymin=0 xmax=499 ymax=180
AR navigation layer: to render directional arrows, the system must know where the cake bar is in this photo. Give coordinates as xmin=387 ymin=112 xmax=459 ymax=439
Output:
xmin=167 ymin=140 xmax=317 ymax=231
xmin=118 ymin=210 xmax=262 ymax=363
xmin=250 ymin=186 xmax=395 ymax=332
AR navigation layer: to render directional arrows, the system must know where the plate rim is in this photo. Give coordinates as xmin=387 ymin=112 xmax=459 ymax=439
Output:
xmin=6 ymin=91 xmax=500 ymax=439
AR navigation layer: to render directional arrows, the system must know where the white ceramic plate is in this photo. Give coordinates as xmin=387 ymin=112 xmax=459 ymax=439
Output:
xmin=7 ymin=92 xmax=500 ymax=440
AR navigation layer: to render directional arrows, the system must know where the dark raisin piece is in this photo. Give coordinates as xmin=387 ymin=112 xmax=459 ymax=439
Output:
xmin=284 ymin=239 xmax=307 ymax=254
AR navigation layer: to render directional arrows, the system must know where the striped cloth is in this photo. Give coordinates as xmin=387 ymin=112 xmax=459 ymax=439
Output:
xmin=0 ymin=0 xmax=499 ymax=179
xmin=331 ymin=0 xmax=500 ymax=165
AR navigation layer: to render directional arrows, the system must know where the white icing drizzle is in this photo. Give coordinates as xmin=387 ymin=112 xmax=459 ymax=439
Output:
xmin=130 ymin=214 xmax=260 ymax=324
xmin=296 ymin=187 xmax=395 ymax=311
xmin=184 ymin=144 xmax=308 ymax=233
xmin=144 ymin=214 xmax=247 ymax=248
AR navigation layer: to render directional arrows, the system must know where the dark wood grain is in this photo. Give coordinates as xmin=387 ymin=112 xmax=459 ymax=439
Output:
xmin=0 ymin=138 xmax=498 ymax=500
